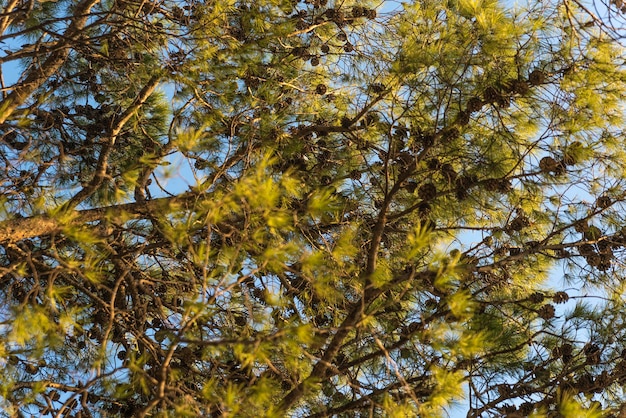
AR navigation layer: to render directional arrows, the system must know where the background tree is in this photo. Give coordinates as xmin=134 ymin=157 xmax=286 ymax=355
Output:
xmin=3 ymin=0 xmax=626 ymax=416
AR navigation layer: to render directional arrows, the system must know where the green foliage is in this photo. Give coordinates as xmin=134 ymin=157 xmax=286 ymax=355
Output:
xmin=3 ymin=0 xmax=626 ymax=416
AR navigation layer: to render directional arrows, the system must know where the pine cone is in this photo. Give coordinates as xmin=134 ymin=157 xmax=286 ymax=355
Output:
xmin=538 ymin=304 xmax=556 ymax=320
xmin=552 ymin=291 xmax=569 ymax=304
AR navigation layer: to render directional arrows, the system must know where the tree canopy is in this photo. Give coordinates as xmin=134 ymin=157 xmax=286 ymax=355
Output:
xmin=3 ymin=0 xmax=626 ymax=416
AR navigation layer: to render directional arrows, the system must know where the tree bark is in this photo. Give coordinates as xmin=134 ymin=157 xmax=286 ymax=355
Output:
xmin=0 ymin=193 xmax=193 ymax=244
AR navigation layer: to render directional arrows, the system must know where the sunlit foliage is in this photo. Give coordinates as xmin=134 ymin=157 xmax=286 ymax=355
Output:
xmin=2 ymin=0 xmax=626 ymax=416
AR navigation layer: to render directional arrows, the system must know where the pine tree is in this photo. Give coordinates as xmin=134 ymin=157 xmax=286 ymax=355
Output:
xmin=2 ymin=0 xmax=626 ymax=416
